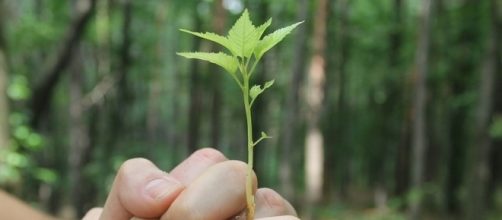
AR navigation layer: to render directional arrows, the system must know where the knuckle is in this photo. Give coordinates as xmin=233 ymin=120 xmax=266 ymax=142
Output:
xmin=118 ymin=157 xmax=154 ymax=177
xmin=82 ymin=207 xmax=102 ymax=220
xmin=193 ymin=148 xmax=227 ymax=163
xmin=169 ymin=201 xmax=205 ymax=220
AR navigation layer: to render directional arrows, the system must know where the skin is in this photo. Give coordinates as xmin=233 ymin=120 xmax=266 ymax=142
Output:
xmin=0 ymin=190 xmax=54 ymax=220
xmin=0 ymin=148 xmax=297 ymax=220
xmin=85 ymin=148 xmax=298 ymax=220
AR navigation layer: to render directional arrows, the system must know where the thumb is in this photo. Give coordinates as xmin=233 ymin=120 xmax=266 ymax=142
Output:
xmin=99 ymin=158 xmax=184 ymax=220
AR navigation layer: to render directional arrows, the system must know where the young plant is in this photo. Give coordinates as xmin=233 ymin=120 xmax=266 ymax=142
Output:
xmin=177 ymin=10 xmax=301 ymax=220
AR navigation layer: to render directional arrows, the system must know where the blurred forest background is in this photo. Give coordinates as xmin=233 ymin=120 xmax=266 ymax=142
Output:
xmin=0 ymin=0 xmax=501 ymax=219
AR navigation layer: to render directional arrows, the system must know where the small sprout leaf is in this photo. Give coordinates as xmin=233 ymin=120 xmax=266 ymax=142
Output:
xmin=250 ymin=85 xmax=262 ymax=100
xmin=261 ymin=131 xmax=269 ymax=138
xmin=254 ymin=21 xmax=303 ymax=60
xmin=177 ymin=52 xmax=239 ymax=74
xmin=264 ymin=80 xmax=274 ymax=90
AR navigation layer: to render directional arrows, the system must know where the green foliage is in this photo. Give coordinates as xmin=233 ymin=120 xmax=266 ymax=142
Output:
xmin=7 ymin=75 xmax=31 ymax=101
xmin=490 ymin=115 xmax=502 ymax=139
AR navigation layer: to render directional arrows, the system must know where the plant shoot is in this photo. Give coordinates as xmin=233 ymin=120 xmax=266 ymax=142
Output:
xmin=177 ymin=9 xmax=301 ymax=220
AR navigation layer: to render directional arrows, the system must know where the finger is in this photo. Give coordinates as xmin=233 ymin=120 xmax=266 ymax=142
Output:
xmin=256 ymin=216 xmax=300 ymax=220
xmin=170 ymin=148 xmax=227 ymax=185
xmin=161 ymin=160 xmax=257 ymax=220
xmin=82 ymin=207 xmax=102 ymax=220
xmin=255 ymin=188 xmax=297 ymax=218
xmin=100 ymin=158 xmax=184 ymax=220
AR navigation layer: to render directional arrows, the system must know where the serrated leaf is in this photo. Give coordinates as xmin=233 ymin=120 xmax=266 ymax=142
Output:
xmin=250 ymin=85 xmax=261 ymax=100
xmin=249 ymin=80 xmax=274 ymax=102
xmin=254 ymin=21 xmax=303 ymax=59
xmin=177 ymin=52 xmax=238 ymax=74
xmin=180 ymin=29 xmax=237 ymax=55
xmin=227 ymin=9 xmax=260 ymax=58
xmin=255 ymin=18 xmax=272 ymax=41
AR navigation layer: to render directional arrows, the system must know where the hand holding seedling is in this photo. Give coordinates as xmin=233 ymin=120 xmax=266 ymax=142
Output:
xmin=82 ymin=148 xmax=298 ymax=220
xmin=178 ymin=10 xmax=301 ymax=219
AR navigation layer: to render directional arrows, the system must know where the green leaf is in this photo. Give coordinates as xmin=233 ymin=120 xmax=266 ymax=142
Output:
xmin=255 ymin=18 xmax=272 ymax=41
xmin=227 ymin=9 xmax=260 ymax=58
xmin=250 ymin=85 xmax=261 ymax=100
xmin=180 ymin=29 xmax=237 ymax=55
xmin=177 ymin=52 xmax=238 ymax=74
xmin=249 ymin=80 xmax=274 ymax=103
xmin=254 ymin=21 xmax=303 ymax=59
xmin=260 ymin=131 xmax=270 ymax=138
xmin=264 ymin=79 xmax=275 ymax=89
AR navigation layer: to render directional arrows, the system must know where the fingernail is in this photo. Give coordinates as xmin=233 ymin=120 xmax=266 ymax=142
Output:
xmin=144 ymin=177 xmax=182 ymax=200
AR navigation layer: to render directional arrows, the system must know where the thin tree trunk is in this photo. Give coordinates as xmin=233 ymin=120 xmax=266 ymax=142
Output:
xmin=210 ymin=0 xmax=226 ymax=149
xmin=147 ymin=1 xmax=168 ymax=144
xmin=393 ymin=0 xmax=412 ymax=200
xmin=445 ymin=0 xmax=480 ymax=214
xmin=279 ymin=0 xmax=308 ymax=201
xmin=304 ymin=0 xmax=329 ymax=219
xmin=30 ymin=0 xmax=96 ymax=127
xmin=409 ymin=0 xmax=432 ymax=219
xmin=394 ymin=0 xmax=412 ymax=195
xmin=67 ymin=0 xmax=93 ymax=216
xmin=68 ymin=47 xmax=90 ymax=218
xmin=0 ymin=51 xmax=7 ymax=150
xmin=489 ymin=0 xmax=501 ymax=210
xmin=466 ymin=0 xmax=498 ymax=218
xmin=0 ymin=0 xmax=9 ymax=149
xmin=335 ymin=0 xmax=351 ymax=200
xmin=186 ymin=10 xmax=202 ymax=153
xmin=107 ymin=0 xmax=132 ymax=147
xmin=117 ymin=0 xmax=132 ymax=107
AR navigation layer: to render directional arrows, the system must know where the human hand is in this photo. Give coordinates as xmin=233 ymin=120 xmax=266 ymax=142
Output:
xmin=83 ymin=148 xmax=298 ymax=220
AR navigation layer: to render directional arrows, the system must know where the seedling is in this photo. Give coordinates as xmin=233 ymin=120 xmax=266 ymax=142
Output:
xmin=178 ymin=9 xmax=301 ymax=219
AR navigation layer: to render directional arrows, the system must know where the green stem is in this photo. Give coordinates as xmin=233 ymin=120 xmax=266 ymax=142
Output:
xmin=252 ymin=135 xmax=271 ymax=147
xmin=242 ymin=70 xmax=255 ymax=220
xmin=248 ymin=58 xmax=260 ymax=78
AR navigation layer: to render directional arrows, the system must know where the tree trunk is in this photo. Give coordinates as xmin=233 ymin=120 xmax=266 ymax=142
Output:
xmin=209 ymin=0 xmax=226 ymax=149
xmin=444 ymin=0 xmax=482 ymax=214
xmin=147 ymin=1 xmax=168 ymax=145
xmin=409 ymin=0 xmax=432 ymax=219
xmin=186 ymin=9 xmax=202 ymax=154
xmin=388 ymin=0 xmax=406 ymax=201
xmin=67 ymin=0 xmax=93 ymax=216
xmin=304 ymin=0 xmax=329 ymax=219
xmin=0 ymin=0 xmax=9 ymax=150
xmin=30 ymin=0 xmax=96 ymax=128
xmin=107 ymin=0 xmax=132 ymax=149
xmin=279 ymin=0 xmax=308 ymax=201
xmin=68 ymin=47 xmax=90 ymax=218
xmin=465 ymin=0 xmax=498 ymax=218
xmin=489 ymin=0 xmax=501 ymax=210
xmin=331 ymin=0 xmax=351 ymax=200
